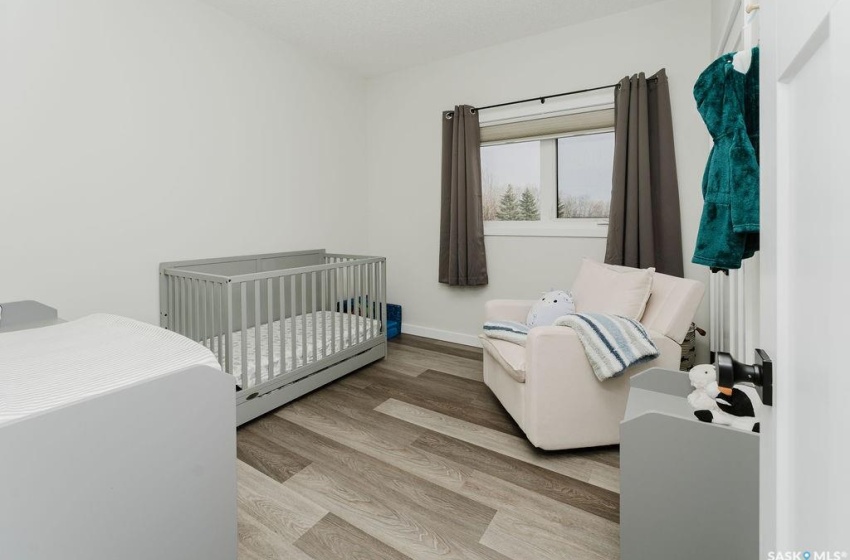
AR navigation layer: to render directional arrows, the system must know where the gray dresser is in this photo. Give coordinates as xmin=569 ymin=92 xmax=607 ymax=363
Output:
xmin=620 ymin=368 xmax=760 ymax=560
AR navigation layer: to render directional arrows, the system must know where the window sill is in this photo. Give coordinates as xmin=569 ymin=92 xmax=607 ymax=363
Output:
xmin=484 ymin=221 xmax=608 ymax=238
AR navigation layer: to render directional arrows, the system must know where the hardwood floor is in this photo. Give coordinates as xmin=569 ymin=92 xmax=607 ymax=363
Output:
xmin=237 ymin=334 xmax=620 ymax=559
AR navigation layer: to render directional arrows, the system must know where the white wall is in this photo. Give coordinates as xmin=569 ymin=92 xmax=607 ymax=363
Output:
xmin=365 ymin=0 xmax=713 ymax=353
xmin=712 ymin=0 xmax=741 ymax=55
xmin=0 ymin=0 xmax=368 ymax=324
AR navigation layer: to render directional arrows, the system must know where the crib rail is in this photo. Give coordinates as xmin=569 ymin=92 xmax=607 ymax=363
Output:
xmin=160 ymin=251 xmax=387 ymax=396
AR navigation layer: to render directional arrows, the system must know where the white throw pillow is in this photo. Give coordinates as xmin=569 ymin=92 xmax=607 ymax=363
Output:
xmin=571 ymin=259 xmax=655 ymax=321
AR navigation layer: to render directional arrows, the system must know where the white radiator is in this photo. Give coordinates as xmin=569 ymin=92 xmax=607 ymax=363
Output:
xmin=710 ymin=1 xmax=760 ymax=361
xmin=710 ymin=255 xmax=760 ymax=360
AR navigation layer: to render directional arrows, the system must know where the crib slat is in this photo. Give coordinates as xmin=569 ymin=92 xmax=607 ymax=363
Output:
xmin=362 ymin=263 xmax=368 ymax=339
xmin=377 ymin=262 xmax=381 ymax=338
xmin=321 ymin=269 xmax=327 ymax=357
xmin=207 ymin=281 xmax=213 ymax=348
xmin=183 ymin=277 xmax=188 ymax=335
xmin=349 ymin=264 xmax=355 ymax=347
xmin=199 ymin=279 xmax=204 ymax=342
xmin=200 ymin=281 xmax=207 ymax=347
xmin=178 ymin=277 xmax=184 ymax=335
xmin=254 ymin=279 xmax=261 ymax=386
xmin=165 ymin=275 xmax=174 ymax=331
xmin=290 ymin=276 xmax=297 ymax=370
xmin=208 ymin=281 xmax=214 ymax=350
xmin=215 ymin=283 xmax=223 ymax=366
xmin=186 ymin=277 xmax=192 ymax=337
xmin=267 ymin=278 xmax=274 ymax=379
xmin=279 ymin=276 xmax=286 ymax=374
xmin=368 ymin=262 xmax=374 ymax=338
xmin=338 ymin=266 xmax=343 ymax=348
xmin=381 ymin=260 xmax=387 ymax=335
xmin=166 ymin=275 xmax=172 ymax=330
xmin=241 ymin=282 xmax=248 ymax=389
xmin=301 ymin=273 xmax=307 ymax=366
xmin=225 ymin=281 xmax=233 ymax=374
xmin=173 ymin=276 xmax=178 ymax=332
xmin=191 ymin=279 xmax=197 ymax=341
xmin=356 ymin=264 xmax=362 ymax=345
xmin=363 ymin=265 xmax=368 ymax=339
xmin=196 ymin=280 xmax=202 ymax=345
xmin=375 ymin=263 xmax=380 ymax=336
xmin=330 ymin=268 xmax=336 ymax=354
xmin=312 ymin=271 xmax=317 ymax=364
xmin=354 ymin=263 xmax=360 ymax=345
xmin=352 ymin=264 xmax=358 ymax=345
xmin=372 ymin=262 xmax=377 ymax=338
xmin=201 ymin=280 xmax=208 ymax=347
xmin=376 ymin=262 xmax=382 ymax=336
xmin=174 ymin=276 xmax=186 ymax=334
xmin=361 ymin=264 xmax=366 ymax=340
xmin=362 ymin=265 xmax=368 ymax=339
xmin=166 ymin=275 xmax=172 ymax=331
xmin=346 ymin=265 xmax=352 ymax=348
xmin=198 ymin=280 xmax=204 ymax=346
xmin=195 ymin=279 xmax=201 ymax=341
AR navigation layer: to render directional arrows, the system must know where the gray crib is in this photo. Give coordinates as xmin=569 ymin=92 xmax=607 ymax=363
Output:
xmin=159 ymin=249 xmax=387 ymax=425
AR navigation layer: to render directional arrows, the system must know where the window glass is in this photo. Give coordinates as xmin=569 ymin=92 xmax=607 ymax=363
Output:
xmin=481 ymin=141 xmax=541 ymax=221
xmin=557 ymin=132 xmax=614 ymax=219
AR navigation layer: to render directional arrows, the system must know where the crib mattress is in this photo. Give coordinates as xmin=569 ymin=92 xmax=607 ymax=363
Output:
xmin=0 ymin=314 xmax=222 ymax=427
xmin=209 ymin=311 xmax=380 ymax=388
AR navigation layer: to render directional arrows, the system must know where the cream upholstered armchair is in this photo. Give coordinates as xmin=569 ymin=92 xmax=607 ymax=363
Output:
xmin=481 ymin=269 xmax=704 ymax=451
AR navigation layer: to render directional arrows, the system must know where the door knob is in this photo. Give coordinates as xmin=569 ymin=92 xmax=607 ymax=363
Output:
xmin=716 ymin=349 xmax=773 ymax=406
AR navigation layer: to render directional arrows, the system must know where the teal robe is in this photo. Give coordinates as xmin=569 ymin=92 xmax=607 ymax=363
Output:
xmin=692 ymin=47 xmax=760 ymax=271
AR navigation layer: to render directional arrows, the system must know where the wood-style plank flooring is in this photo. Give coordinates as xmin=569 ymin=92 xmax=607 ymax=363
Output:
xmin=237 ymin=334 xmax=620 ymax=559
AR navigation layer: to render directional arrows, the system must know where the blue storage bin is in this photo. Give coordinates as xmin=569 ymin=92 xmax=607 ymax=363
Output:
xmin=386 ymin=304 xmax=401 ymax=339
xmin=337 ymin=298 xmax=401 ymax=339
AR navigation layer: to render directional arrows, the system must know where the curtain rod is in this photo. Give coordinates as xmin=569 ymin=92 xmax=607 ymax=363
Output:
xmin=446 ymin=75 xmax=659 ymax=115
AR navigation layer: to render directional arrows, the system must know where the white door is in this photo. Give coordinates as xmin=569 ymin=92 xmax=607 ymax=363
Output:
xmin=760 ymin=0 xmax=850 ymax=556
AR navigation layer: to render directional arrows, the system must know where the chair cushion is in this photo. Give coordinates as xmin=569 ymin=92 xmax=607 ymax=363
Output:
xmin=479 ymin=336 xmax=526 ymax=383
xmin=571 ymin=258 xmax=655 ymax=320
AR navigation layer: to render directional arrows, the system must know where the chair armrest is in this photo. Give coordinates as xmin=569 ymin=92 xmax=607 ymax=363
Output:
xmin=525 ymin=327 xmax=680 ymax=375
xmin=647 ymin=330 xmax=683 ymax=370
xmin=525 ymin=326 xmax=593 ymax=385
xmin=521 ymin=326 xmax=681 ymax=449
xmin=484 ymin=299 xmax=535 ymax=323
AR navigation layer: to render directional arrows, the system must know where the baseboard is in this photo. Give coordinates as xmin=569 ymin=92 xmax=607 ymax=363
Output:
xmin=401 ymin=323 xmax=482 ymax=348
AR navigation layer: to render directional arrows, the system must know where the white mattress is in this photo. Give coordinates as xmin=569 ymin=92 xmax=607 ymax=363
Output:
xmin=0 ymin=314 xmax=222 ymax=426
xmin=209 ymin=311 xmax=380 ymax=388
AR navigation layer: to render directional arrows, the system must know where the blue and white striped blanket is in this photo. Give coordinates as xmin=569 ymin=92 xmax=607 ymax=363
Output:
xmin=483 ymin=313 xmax=659 ymax=381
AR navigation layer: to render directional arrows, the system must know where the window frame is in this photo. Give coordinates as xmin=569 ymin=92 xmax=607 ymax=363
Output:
xmin=479 ymin=94 xmax=614 ymax=239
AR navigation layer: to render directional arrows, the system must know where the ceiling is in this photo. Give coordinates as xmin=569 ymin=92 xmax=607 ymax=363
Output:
xmin=200 ymin=0 xmax=669 ymax=77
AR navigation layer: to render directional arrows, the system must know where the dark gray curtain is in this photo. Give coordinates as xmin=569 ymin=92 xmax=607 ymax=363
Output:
xmin=605 ymin=69 xmax=684 ymax=277
xmin=439 ymin=105 xmax=488 ymax=286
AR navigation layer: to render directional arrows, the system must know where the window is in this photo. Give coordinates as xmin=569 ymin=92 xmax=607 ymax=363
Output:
xmin=481 ymin=141 xmax=541 ymax=221
xmin=557 ymin=132 xmax=615 ymax=219
xmin=480 ymin=106 xmax=615 ymax=237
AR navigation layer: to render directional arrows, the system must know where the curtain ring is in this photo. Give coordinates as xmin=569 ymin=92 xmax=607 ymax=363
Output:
xmin=445 ymin=112 xmax=453 ymax=120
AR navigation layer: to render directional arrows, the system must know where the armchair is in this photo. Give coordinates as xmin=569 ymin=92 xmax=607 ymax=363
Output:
xmin=481 ymin=269 xmax=704 ymax=450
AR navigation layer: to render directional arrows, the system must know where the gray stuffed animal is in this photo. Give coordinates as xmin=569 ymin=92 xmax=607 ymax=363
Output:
xmin=526 ymin=290 xmax=575 ymax=328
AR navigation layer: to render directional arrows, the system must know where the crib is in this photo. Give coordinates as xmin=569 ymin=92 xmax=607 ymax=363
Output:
xmin=159 ymin=249 xmax=387 ymax=425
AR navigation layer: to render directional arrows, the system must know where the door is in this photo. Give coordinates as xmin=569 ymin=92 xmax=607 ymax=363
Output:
xmin=759 ymin=0 xmax=850 ymax=556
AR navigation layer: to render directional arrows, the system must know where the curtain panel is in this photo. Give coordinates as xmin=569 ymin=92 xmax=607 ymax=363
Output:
xmin=605 ymin=69 xmax=684 ymax=277
xmin=439 ymin=105 xmax=488 ymax=286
